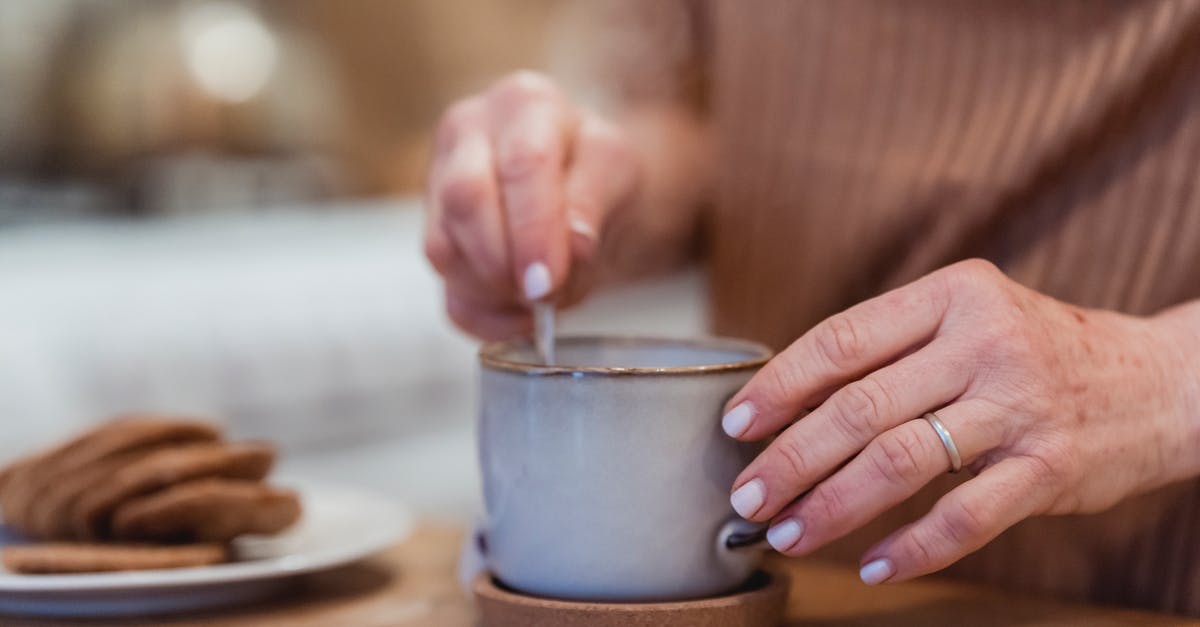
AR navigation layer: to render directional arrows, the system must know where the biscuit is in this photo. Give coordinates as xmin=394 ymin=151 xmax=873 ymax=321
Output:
xmin=0 ymin=452 xmax=33 ymax=494
xmin=72 ymin=442 xmax=275 ymax=540
xmin=2 ymin=543 xmax=228 ymax=574
xmin=111 ymin=479 xmax=300 ymax=543
xmin=25 ymin=450 xmax=146 ymax=541
xmin=0 ymin=417 xmax=221 ymax=533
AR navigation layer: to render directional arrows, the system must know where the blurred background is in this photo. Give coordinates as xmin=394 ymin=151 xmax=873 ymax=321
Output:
xmin=0 ymin=0 xmax=705 ymax=521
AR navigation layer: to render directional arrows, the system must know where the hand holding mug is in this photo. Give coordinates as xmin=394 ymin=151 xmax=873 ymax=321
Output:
xmin=424 ymin=71 xmax=639 ymax=339
xmin=722 ymin=259 xmax=1199 ymax=584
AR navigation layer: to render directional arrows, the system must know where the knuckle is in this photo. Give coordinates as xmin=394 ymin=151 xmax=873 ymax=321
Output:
xmin=904 ymin=526 xmax=942 ymax=568
xmin=815 ymin=315 xmax=867 ymax=370
xmin=439 ymin=176 xmax=490 ymax=223
xmin=832 ymin=377 xmax=896 ymax=440
xmin=964 ymin=257 xmax=1002 ymax=276
xmin=947 ymin=260 xmax=1024 ymax=321
xmin=496 ymin=135 xmax=557 ymax=183
xmin=493 ymin=70 xmax=558 ymax=102
xmin=944 ymin=258 xmax=1003 ymax=286
xmin=935 ymin=497 xmax=991 ymax=548
xmin=762 ymin=361 xmax=805 ymax=410
xmin=1025 ymin=440 xmax=1079 ymax=485
xmin=806 ymin=482 xmax=851 ymax=525
xmin=773 ymin=435 xmax=812 ymax=483
xmin=871 ymin=429 xmax=929 ymax=484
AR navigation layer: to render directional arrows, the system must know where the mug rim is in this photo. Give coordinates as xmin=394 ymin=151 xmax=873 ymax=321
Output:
xmin=478 ymin=335 xmax=773 ymax=377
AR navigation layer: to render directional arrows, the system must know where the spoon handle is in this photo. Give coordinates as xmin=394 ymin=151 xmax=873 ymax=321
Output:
xmin=533 ymin=302 xmax=556 ymax=365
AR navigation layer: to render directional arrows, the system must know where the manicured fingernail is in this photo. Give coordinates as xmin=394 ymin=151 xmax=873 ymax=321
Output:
xmin=859 ymin=558 xmax=895 ymax=585
xmin=568 ymin=214 xmax=597 ymax=240
xmin=523 ymin=262 xmax=551 ymax=301
xmin=766 ymin=518 xmax=804 ymax=552
xmin=730 ymin=478 xmax=765 ymax=519
xmin=721 ymin=401 xmax=755 ymax=437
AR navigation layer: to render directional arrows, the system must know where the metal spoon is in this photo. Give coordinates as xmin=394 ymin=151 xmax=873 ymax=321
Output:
xmin=533 ymin=302 xmax=556 ymax=365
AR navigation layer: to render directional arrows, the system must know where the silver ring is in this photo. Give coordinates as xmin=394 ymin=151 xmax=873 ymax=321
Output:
xmin=922 ymin=412 xmax=962 ymax=473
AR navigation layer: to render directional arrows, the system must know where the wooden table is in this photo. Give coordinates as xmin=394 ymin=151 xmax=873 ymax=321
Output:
xmin=6 ymin=525 xmax=1197 ymax=626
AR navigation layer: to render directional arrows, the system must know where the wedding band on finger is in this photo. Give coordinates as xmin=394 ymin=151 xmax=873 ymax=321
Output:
xmin=922 ymin=411 xmax=963 ymax=473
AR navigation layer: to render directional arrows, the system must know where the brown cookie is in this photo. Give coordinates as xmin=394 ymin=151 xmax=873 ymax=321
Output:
xmin=72 ymin=442 xmax=275 ymax=540
xmin=25 ymin=450 xmax=146 ymax=541
xmin=2 ymin=543 xmax=228 ymax=574
xmin=0 ymin=416 xmax=222 ymax=533
xmin=0 ymin=452 xmax=34 ymax=494
xmin=111 ymin=479 xmax=301 ymax=543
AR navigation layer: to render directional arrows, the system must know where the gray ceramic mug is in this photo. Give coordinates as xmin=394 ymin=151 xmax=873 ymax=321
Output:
xmin=477 ymin=335 xmax=774 ymax=602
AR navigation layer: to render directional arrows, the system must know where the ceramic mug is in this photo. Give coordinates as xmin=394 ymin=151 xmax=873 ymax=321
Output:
xmin=477 ymin=335 xmax=774 ymax=602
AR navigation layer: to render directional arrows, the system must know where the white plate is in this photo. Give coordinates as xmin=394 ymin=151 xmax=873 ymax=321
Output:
xmin=0 ymin=480 xmax=413 ymax=617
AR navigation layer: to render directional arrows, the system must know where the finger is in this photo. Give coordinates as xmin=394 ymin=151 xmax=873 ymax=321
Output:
xmin=562 ymin=113 xmax=637 ymax=261
xmin=488 ymin=72 xmax=576 ymax=302
xmin=423 ymin=200 xmax=458 ymax=278
xmin=857 ymin=456 xmax=1052 ymax=585
xmin=424 ymin=220 xmax=521 ymax=310
xmin=722 ymin=271 xmax=954 ymax=439
xmin=765 ymin=399 xmax=1005 ymax=556
xmin=426 ymin=99 xmax=509 ymax=300
xmin=729 ymin=342 xmax=971 ymax=522
xmin=434 ymin=121 xmax=512 ymax=294
xmin=445 ymin=287 xmax=532 ymax=341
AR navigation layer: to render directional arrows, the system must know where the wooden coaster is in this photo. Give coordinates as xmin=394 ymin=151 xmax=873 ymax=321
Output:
xmin=474 ymin=570 xmax=788 ymax=627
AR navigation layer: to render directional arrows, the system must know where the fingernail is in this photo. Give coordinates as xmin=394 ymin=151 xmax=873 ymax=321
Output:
xmin=568 ymin=214 xmax=597 ymax=240
xmin=730 ymin=478 xmax=765 ymax=519
xmin=523 ymin=262 xmax=551 ymax=301
xmin=859 ymin=558 xmax=895 ymax=585
xmin=721 ymin=401 xmax=755 ymax=438
xmin=766 ymin=518 xmax=804 ymax=552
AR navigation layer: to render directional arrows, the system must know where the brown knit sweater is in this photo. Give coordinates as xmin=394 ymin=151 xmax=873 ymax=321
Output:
xmin=568 ymin=0 xmax=1200 ymax=615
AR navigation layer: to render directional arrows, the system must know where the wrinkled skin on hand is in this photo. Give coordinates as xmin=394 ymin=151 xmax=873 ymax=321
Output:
xmin=723 ymin=259 xmax=1199 ymax=584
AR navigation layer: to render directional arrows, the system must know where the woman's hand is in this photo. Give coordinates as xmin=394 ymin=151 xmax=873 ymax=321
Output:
xmin=424 ymin=71 xmax=638 ymax=339
xmin=722 ymin=259 xmax=1199 ymax=585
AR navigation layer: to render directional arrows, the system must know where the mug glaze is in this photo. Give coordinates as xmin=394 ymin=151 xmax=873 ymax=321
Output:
xmin=478 ymin=335 xmax=773 ymax=601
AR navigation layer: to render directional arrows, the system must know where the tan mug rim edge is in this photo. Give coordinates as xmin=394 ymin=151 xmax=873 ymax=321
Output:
xmin=478 ymin=335 xmax=774 ymax=377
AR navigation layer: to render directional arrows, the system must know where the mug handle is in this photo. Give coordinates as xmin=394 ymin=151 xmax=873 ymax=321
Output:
xmin=725 ymin=527 xmax=767 ymax=550
xmin=718 ymin=518 xmax=769 ymax=551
